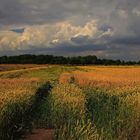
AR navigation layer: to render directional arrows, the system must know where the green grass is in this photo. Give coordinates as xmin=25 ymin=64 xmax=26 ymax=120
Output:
xmin=23 ymin=66 xmax=78 ymax=83
xmin=84 ymin=87 xmax=140 ymax=140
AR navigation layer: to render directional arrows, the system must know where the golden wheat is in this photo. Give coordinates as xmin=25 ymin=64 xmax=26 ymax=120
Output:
xmin=0 ymin=78 xmax=40 ymax=111
xmin=60 ymin=66 xmax=140 ymax=88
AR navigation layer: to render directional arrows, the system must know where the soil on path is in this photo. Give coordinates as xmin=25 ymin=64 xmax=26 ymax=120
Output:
xmin=23 ymin=129 xmax=54 ymax=140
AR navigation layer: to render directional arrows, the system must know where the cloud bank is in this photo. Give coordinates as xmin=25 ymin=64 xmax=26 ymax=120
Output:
xmin=0 ymin=0 xmax=140 ymax=60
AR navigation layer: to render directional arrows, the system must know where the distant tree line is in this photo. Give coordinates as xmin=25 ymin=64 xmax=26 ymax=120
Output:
xmin=0 ymin=54 xmax=139 ymax=65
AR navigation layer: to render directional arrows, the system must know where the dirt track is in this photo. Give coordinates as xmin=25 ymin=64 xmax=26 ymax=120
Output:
xmin=23 ymin=129 xmax=54 ymax=140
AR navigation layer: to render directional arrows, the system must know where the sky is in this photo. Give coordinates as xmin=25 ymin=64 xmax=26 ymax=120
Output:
xmin=0 ymin=0 xmax=140 ymax=60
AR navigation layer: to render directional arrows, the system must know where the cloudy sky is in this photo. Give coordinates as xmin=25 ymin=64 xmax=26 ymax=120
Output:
xmin=0 ymin=0 xmax=140 ymax=60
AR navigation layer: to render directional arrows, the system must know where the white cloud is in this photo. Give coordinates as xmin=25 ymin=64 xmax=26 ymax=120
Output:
xmin=118 ymin=10 xmax=128 ymax=19
xmin=0 ymin=20 xmax=98 ymax=50
xmin=99 ymin=28 xmax=114 ymax=38
xmin=132 ymin=8 xmax=140 ymax=16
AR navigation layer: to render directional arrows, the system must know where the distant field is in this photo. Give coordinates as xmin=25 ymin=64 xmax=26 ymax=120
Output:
xmin=60 ymin=66 xmax=140 ymax=87
xmin=0 ymin=65 xmax=140 ymax=140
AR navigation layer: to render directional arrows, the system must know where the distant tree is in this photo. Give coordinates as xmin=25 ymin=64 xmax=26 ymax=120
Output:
xmin=0 ymin=54 xmax=138 ymax=65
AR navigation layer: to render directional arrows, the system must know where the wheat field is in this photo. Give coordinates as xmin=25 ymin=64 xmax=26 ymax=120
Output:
xmin=0 ymin=65 xmax=140 ymax=140
xmin=60 ymin=66 xmax=140 ymax=87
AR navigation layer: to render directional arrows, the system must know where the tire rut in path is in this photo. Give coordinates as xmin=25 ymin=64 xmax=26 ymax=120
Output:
xmin=23 ymin=129 xmax=54 ymax=140
xmin=21 ymin=82 xmax=53 ymax=140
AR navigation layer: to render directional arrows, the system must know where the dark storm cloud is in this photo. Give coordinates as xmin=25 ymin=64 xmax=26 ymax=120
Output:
xmin=111 ymin=36 xmax=140 ymax=45
xmin=0 ymin=0 xmax=27 ymax=25
xmin=0 ymin=0 xmax=92 ymax=25
xmin=0 ymin=0 xmax=139 ymax=25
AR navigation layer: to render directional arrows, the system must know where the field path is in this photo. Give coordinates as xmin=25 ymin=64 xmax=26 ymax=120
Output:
xmin=0 ymin=66 xmax=48 ymax=75
xmin=23 ymin=129 xmax=54 ymax=140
